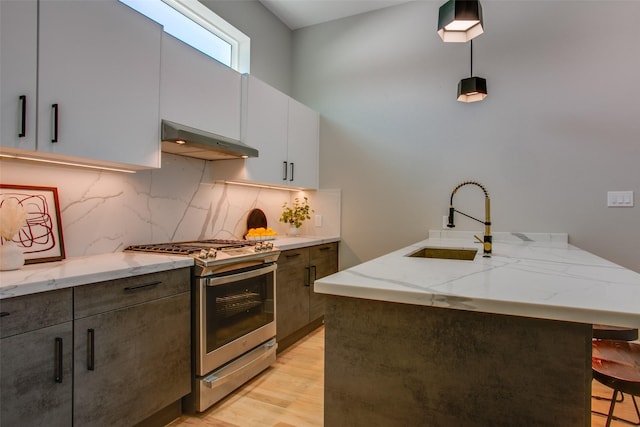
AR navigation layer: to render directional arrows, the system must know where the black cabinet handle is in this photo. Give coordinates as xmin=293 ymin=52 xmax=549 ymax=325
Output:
xmin=54 ymin=337 xmax=63 ymax=383
xmin=285 ymin=253 xmax=301 ymax=259
xmin=19 ymin=95 xmax=26 ymax=138
xmin=283 ymin=161 xmax=288 ymax=181
xmin=123 ymin=280 xmax=161 ymax=292
xmin=311 ymin=265 xmax=317 ymax=284
xmin=305 ymin=266 xmax=311 ymax=287
xmin=51 ymin=104 xmax=59 ymax=143
xmin=289 ymin=162 xmax=294 ymax=182
xmin=319 ymin=246 xmax=331 ymax=251
xmin=0 ymin=312 xmax=10 ymax=318
xmin=87 ymin=329 xmax=95 ymax=371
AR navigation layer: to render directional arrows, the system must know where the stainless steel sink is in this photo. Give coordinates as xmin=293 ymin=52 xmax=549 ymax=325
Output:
xmin=406 ymin=246 xmax=478 ymax=261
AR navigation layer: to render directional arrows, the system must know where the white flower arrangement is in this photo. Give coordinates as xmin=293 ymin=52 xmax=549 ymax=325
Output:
xmin=0 ymin=200 xmax=27 ymax=242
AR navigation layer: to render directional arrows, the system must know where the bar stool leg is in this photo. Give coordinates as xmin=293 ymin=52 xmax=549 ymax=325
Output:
xmin=605 ymin=389 xmax=619 ymax=427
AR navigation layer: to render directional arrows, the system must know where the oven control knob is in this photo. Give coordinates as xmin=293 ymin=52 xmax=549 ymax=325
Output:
xmin=198 ymin=249 xmax=208 ymax=259
xmin=255 ymin=242 xmax=264 ymax=251
xmin=208 ymin=249 xmax=217 ymax=259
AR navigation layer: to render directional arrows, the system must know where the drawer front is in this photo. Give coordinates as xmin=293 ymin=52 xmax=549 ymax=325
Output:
xmin=0 ymin=289 xmax=72 ymax=338
xmin=74 ymin=267 xmax=190 ymax=318
xmin=277 ymin=248 xmax=310 ymax=269
xmin=310 ymin=242 xmax=338 ymax=261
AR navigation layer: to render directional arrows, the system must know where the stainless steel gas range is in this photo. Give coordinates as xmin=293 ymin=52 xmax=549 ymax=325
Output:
xmin=125 ymin=239 xmax=280 ymax=412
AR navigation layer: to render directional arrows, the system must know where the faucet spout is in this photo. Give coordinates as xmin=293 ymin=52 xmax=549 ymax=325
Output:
xmin=447 ymin=181 xmax=492 ymax=257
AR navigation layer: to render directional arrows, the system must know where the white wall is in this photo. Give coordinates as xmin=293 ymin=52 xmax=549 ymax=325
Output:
xmin=200 ymin=0 xmax=293 ymax=95
xmin=291 ymin=1 xmax=640 ymax=272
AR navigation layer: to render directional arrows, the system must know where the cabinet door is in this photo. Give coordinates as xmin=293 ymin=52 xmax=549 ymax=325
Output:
xmin=0 ymin=0 xmax=37 ymax=151
xmin=309 ymin=243 xmax=338 ymax=322
xmin=1 ymin=322 xmax=73 ymax=427
xmin=287 ymin=98 xmax=319 ymax=189
xmin=37 ymin=0 xmax=162 ymax=168
xmin=74 ymin=292 xmax=191 ymax=426
xmin=276 ymin=248 xmax=311 ymax=341
xmin=160 ymin=33 xmax=242 ymax=140
xmin=242 ymin=75 xmax=288 ymax=184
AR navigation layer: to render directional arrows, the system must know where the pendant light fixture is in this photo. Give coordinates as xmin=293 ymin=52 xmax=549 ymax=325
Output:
xmin=437 ymin=0 xmax=484 ymax=43
xmin=457 ymin=40 xmax=487 ymax=103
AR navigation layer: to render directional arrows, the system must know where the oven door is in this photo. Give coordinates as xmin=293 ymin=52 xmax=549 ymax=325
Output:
xmin=196 ymin=262 xmax=276 ymax=376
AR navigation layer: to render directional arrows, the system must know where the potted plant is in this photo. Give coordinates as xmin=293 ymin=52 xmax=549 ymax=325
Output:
xmin=279 ymin=197 xmax=313 ymax=236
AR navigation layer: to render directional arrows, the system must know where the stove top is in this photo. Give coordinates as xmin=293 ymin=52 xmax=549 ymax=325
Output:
xmin=125 ymin=239 xmax=280 ymax=276
xmin=126 ymin=239 xmax=254 ymax=255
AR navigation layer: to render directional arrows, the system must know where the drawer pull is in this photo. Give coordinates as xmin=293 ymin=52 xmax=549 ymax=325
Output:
xmin=54 ymin=337 xmax=63 ymax=383
xmin=285 ymin=253 xmax=301 ymax=259
xmin=283 ymin=161 xmax=288 ymax=181
xmin=319 ymin=246 xmax=331 ymax=251
xmin=87 ymin=329 xmax=95 ymax=371
xmin=0 ymin=312 xmax=10 ymax=318
xmin=51 ymin=104 xmax=59 ymax=143
xmin=124 ymin=280 xmax=161 ymax=292
xmin=19 ymin=95 xmax=27 ymax=137
xmin=305 ymin=266 xmax=317 ymax=286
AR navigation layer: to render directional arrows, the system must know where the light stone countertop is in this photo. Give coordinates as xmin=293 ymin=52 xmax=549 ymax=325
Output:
xmin=0 ymin=236 xmax=340 ymax=299
xmin=314 ymin=231 xmax=640 ymax=328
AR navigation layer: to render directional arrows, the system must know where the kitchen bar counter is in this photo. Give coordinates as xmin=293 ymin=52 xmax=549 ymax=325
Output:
xmin=0 ymin=235 xmax=339 ymax=299
xmin=315 ymin=230 xmax=640 ymax=328
xmin=315 ymin=231 xmax=640 ymax=427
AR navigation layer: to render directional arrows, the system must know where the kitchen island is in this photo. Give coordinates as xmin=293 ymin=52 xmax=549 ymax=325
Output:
xmin=314 ymin=231 xmax=640 ymax=427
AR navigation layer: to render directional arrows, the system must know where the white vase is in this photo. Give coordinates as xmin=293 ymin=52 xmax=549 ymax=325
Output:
xmin=0 ymin=241 xmax=25 ymax=271
xmin=288 ymin=226 xmax=299 ymax=236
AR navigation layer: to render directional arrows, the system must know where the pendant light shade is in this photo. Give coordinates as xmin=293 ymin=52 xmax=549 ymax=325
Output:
xmin=437 ymin=0 xmax=484 ymax=43
xmin=457 ymin=77 xmax=487 ymax=102
xmin=457 ymin=40 xmax=487 ymax=103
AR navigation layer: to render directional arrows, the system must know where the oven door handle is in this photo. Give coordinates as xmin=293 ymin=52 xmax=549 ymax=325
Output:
xmin=205 ymin=263 xmax=277 ymax=287
xmin=202 ymin=339 xmax=277 ymax=388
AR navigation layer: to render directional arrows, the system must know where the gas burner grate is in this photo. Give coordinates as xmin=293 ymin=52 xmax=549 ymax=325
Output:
xmin=125 ymin=239 xmax=255 ymax=255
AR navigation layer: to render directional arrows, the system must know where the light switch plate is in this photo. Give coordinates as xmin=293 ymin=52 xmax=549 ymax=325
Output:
xmin=607 ymin=191 xmax=634 ymax=207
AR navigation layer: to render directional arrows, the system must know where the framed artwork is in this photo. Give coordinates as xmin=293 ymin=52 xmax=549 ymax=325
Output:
xmin=0 ymin=184 xmax=65 ymax=264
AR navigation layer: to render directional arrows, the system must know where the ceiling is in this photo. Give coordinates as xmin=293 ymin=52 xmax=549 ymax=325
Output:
xmin=259 ymin=0 xmax=413 ymax=30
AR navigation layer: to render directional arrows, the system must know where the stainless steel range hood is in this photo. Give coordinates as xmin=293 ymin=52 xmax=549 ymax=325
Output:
xmin=161 ymin=120 xmax=258 ymax=161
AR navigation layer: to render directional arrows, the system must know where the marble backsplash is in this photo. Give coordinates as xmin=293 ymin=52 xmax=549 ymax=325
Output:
xmin=0 ymin=154 xmax=340 ymax=258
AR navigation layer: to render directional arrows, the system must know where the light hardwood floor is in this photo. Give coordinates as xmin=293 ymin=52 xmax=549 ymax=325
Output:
xmin=170 ymin=327 xmax=638 ymax=427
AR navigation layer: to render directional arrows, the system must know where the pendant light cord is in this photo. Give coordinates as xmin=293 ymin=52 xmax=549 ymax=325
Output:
xmin=470 ymin=40 xmax=473 ymax=77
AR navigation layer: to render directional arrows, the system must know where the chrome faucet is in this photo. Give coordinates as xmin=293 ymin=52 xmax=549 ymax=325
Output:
xmin=447 ymin=181 xmax=492 ymax=257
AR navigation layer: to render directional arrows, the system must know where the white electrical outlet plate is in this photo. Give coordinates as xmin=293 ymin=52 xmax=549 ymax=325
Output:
xmin=314 ymin=214 xmax=322 ymax=227
xmin=607 ymin=191 xmax=634 ymax=207
xmin=442 ymin=215 xmax=449 ymax=228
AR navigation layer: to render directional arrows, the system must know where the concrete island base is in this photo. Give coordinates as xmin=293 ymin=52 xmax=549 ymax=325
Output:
xmin=324 ymin=295 xmax=592 ymax=426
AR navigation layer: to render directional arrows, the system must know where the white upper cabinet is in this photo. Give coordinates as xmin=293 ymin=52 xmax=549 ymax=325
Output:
xmin=1 ymin=0 xmax=162 ymax=170
xmin=160 ymin=34 xmax=242 ymax=141
xmin=242 ymin=75 xmax=289 ymax=185
xmin=241 ymin=75 xmax=319 ymax=189
xmin=287 ymin=98 xmax=319 ymax=189
xmin=0 ymin=0 xmax=37 ymax=151
xmin=36 ymin=0 xmax=162 ymax=169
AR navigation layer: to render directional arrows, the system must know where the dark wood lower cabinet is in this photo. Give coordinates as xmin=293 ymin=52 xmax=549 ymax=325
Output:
xmin=277 ymin=242 xmax=338 ymax=352
xmin=1 ymin=322 xmax=73 ymax=426
xmin=0 ymin=268 xmax=191 ymax=427
xmin=73 ymin=268 xmax=191 ymax=427
xmin=0 ymin=288 xmax=73 ymax=427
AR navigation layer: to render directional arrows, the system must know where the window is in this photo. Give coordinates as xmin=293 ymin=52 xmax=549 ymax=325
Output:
xmin=119 ymin=0 xmax=250 ymax=73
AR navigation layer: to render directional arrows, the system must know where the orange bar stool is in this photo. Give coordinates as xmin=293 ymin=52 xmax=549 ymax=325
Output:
xmin=592 ymin=339 xmax=640 ymax=427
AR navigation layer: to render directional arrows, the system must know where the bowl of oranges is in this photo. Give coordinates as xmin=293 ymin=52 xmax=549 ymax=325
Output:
xmin=246 ymin=227 xmax=277 ymax=241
